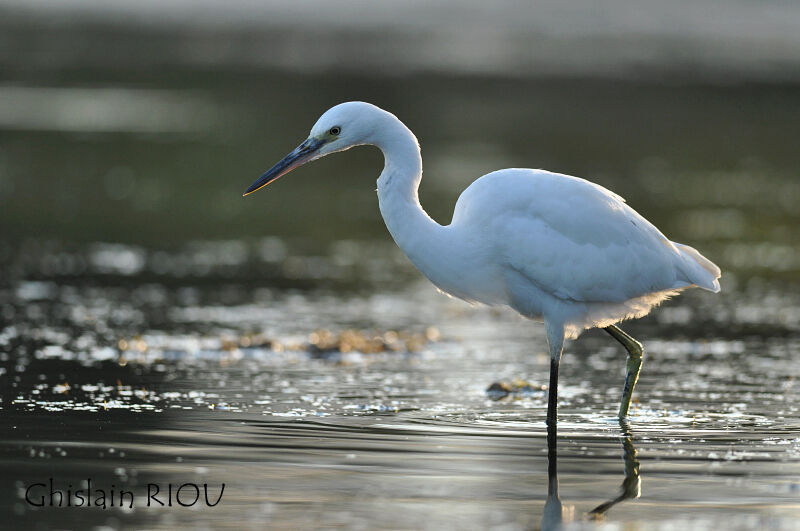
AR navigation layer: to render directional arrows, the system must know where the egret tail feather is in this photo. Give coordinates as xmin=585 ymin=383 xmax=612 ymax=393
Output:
xmin=673 ymin=242 xmax=721 ymax=293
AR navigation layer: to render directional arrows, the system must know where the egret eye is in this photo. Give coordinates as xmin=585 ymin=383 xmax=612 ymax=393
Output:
xmin=329 ymin=126 xmax=341 ymax=136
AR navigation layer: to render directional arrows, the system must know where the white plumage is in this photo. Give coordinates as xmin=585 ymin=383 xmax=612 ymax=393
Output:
xmin=244 ymin=101 xmax=721 ymax=421
xmin=451 ymin=168 xmax=720 ymax=338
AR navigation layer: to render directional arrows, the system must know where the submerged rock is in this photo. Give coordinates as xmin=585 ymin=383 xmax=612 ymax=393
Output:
xmin=486 ymin=379 xmax=546 ymax=400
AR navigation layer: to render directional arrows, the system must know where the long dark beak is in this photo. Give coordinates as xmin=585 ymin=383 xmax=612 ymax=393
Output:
xmin=243 ymin=137 xmax=325 ymax=196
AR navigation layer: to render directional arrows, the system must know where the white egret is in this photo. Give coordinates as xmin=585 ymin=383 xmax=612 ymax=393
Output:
xmin=244 ymin=101 xmax=721 ymax=425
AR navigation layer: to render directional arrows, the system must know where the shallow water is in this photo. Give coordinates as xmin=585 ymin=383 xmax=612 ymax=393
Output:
xmin=1 ymin=240 xmax=800 ymax=530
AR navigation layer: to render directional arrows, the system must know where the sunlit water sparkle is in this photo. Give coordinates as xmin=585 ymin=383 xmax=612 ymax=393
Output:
xmin=1 ymin=241 xmax=799 ymax=530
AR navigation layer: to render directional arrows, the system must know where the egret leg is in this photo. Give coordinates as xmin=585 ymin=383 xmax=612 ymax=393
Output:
xmin=545 ymin=322 xmax=565 ymax=428
xmin=547 ymin=356 xmax=560 ymax=427
xmin=543 ymin=321 xmax=566 ymax=529
xmin=603 ymin=325 xmax=644 ymax=418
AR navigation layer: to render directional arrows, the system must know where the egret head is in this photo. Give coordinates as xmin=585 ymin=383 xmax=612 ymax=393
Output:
xmin=243 ymin=101 xmax=379 ymax=196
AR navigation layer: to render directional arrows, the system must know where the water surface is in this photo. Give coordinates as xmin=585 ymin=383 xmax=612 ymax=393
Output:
xmin=2 ymin=240 xmax=799 ymax=530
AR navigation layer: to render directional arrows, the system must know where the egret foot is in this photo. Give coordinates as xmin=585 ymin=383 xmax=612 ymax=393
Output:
xmin=603 ymin=325 xmax=644 ymax=418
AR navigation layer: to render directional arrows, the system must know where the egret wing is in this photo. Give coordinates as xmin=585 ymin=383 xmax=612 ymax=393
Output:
xmin=454 ymin=169 xmax=683 ymax=303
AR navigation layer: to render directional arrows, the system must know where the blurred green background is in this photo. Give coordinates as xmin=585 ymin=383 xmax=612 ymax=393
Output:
xmin=0 ymin=0 xmax=799 ymax=282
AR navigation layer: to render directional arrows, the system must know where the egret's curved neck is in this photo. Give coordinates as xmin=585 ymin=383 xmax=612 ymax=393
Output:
xmin=372 ymin=113 xmax=448 ymax=281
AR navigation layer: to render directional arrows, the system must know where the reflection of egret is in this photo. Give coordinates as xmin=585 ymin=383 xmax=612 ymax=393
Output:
xmin=244 ymin=101 xmax=721 ymax=424
xmin=541 ymin=420 xmax=641 ymax=530
xmin=541 ymin=411 xmax=574 ymax=530
xmin=589 ymin=420 xmax=641 ymax=519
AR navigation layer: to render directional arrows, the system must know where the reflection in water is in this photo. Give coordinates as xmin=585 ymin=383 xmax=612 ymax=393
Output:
xmin=542 ymin=416 xmax=572 ymax=531
xmin=542 ymin=420 xmax=641 ymax=530
xmin=588 ymin=420 xmax=641 ymax=520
